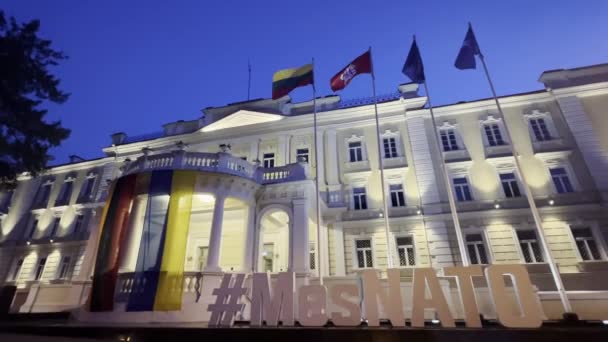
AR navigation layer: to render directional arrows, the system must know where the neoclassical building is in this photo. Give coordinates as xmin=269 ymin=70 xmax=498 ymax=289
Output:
xmin=0 ymin=63 xmax=607 ymax=322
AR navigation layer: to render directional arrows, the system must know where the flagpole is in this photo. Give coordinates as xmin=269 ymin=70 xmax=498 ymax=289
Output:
xmin=311 ymin=58 xmax=324 ymax=284
xmin=369 ymin=47 xmax=394 ymax=268
xmin=422 ymin=79 xmax=469 ymax=266
xmin=247 ymin=60 xmax=252 ymax=101
xmin=477 ymin=49 xmax=572 ymax=312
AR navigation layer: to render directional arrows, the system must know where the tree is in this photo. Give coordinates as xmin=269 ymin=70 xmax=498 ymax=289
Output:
xmin=0 ymin=10 xmax=70 ymax=188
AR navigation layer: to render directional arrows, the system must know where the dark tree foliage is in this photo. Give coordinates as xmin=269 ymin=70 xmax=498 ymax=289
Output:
xmin=0 ymin=10 xmax=70 ymax=188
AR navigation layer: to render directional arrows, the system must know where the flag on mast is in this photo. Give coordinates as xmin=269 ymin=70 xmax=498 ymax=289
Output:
xmin=455 ymin=23 xmax=481 ymax=70
xmin=272 ymin=64 xmax=314 ymax=100
xmin=330 ymin=50 xmax=371 ymax=91
xmin=402 ymin=38 xmax=425 ymax=84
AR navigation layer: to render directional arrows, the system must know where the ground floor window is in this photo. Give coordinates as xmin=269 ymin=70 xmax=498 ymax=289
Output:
xmin=571 ymin=227 xmax=602 ymax=261
xmin=466 ymin=233 xmax=489 ymax=264
xmin=517 ymin=230 xmax=544 ymax=263
xmin=355 ymin=239 xmax=373 ymax=268
xmin=396 ymin=236 xmax=415 ymax=266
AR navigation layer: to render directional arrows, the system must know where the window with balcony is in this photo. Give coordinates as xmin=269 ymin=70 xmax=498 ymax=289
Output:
xmin=33 ymin=182 xmax=53 ymax=209
xmin=348 ymin=141 xmax=364 ymax=162
xmin=440 ymin=128 xmax=459 ymax=151
xmin=263 ymin=153 xmax=275 ymax=168
xmin=500 ymin=173 xmax=521 ymax=198
xmin=483 ymin=123 xmax=506 ymax=146
xmin=34 ymin=257 xmax=47 ymax=281
xmin=389 ymin=184 xmax=406 ymax=207
xmin=78 ymin=175 xmax=97 ymax=203
xmin=517 ymin=230 xmax=544 ymax=263
xmin=550 ymin=167 xmax=574 ymax=193
xmin=355 ymin=239 xmax=373 ymax=268
xmin=466 ymin=233 xmax=489 ymax=264
xmin=396 ymin=236 xmax=415 ymax=266
xmin=296 ymin=148 xmax=309 ymax=163
xmin=453 ymin=177 xmax=473 ymax=202
xmin=571 ymin=227 xmax=602 ymax=261
xmin=383 ymin=137 xmax=398 ymax=158
xmin=55 ymin=179 xmax=74 ymax=206
xmin=352 ymin=187 xmax=368 ymax=210
xmin=57 ymin=256 xmax=72 ymax=279
xmin=10 ymin=258 xmax=24 ymax=281
xmin=48 ymin=217 xmax=61 ymax=238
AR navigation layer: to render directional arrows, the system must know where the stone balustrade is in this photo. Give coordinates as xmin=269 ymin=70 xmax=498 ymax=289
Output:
xmin=121 ymin=151 xmax=309 ymax=185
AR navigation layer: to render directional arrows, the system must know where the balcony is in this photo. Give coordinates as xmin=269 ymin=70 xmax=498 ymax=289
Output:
xmin=121 ymin=151 xmax=309 ymax=185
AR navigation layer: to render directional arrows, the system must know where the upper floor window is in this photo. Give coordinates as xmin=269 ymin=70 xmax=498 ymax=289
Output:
xmin=440 ymin=128 xmax=459 ymax=151
xmin=72 ymin=213 xmax=85 ymax=235
xmin=453 ymin=177 xmax=473 ymax=202
xmin=48 ymin=217 xmax=61 ymax=238
xmin=78 ymin=175 xmax=97 ymax=203
xmin=26 ymin=218 xmax=38 ymax=240
xmin=529 ymin=118 xmax=552 ymax=141
xmin=396 ymin=236 xmax=415 ymax=266
xmin=483 ymin=123 xmax=506 ymax=146
xmin=517 ymin=230 xmax=543 ymax=263
xmin=500 ymin=173 xmax=521 ymax=198
xmin=0 ymin=190 xmax=15 ymax=213
xmin=10 ymin=258 xmax=24 ymax=281
xmin=33 ymin=182 xmax=53 ymax=209
xmin=34 ymin=257 xmax=47 ymax=281
xmin=55 ymin=179 xmax=74 ymax=206
xmin=263 ymin=153 xmax=275 ymax=168
xmin=389 ymin=184 xmax=406 ymax=207
xmin=57 ymin=256 xmax=72 ymax=279
xmin=571 ymin=227 xmax=602 ymax=261
xmin=355 ymin=239 xmax=373 ymax=268
xmin=550 ymin=167 xmax=574 ymax=194
xmin=466 ymin=233 xmax=489 ymax=264
xmin=352 ymin=187 xmax=368 ymax=210
xmin=383 ymin=137 xmax=398 ymax=158
xmin=348 ymin=141 xmax=363 ymax=162
xmin=296 ymin=148 xmax=309 ymax=163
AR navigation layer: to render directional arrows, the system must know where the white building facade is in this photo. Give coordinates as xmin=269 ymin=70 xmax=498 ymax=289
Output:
xmin=1 ymin=63 xmax=607 ymax=322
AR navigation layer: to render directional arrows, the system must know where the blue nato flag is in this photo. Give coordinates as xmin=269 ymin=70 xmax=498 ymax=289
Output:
xmin=455 ymin=23 xmax=481 ymax=70
xmin=402 ymin=38 xmax=425 ymax=84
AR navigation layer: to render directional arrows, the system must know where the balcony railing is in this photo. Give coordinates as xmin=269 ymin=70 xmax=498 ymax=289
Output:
xmin=121 ymin=151 xmax=309 ymax=185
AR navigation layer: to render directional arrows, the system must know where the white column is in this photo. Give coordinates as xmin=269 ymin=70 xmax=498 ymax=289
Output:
xmin=291 ymin=198 xmax=310 ymax=273
xmin=406 ymin=115 xmax=442 ymax=209
xmin=242 ymin=202 xmax=256 ymax=272
xmin=320 ymin=224 xmax=330 ymax=277
xmin=205 ymin=194 xmax=225 ymax=272
xmin=332 ymin=222 xmax=346 ymax=276
xmin=118 ymin=195 xmax=147 ymax=272
xmin=315 ymin=130 xmax=326 ymax=187
xmin=250 ymin=138 xmax=259 ymax=162
xmin=277 ymin=135 xmax=289 ymax=166
xmin=325 ymin=129 xmax=339 ymax=186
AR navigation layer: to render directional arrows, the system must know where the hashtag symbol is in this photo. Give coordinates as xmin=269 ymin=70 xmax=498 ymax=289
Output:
xmin=207 ymin=273 xmax=247 ymax=326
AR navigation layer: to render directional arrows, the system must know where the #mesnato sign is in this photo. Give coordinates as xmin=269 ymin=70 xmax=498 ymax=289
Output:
xmin=207 ymin=264 xmax=544 ymax=329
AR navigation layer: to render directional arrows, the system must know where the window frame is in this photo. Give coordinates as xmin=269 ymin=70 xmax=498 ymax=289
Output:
xmin=48 ymin=216 xmax=61 ymax=238
xmin=345 ymin=135 xmax=367 ymax=163
xmin=524 ymin=110 xmax=559 ymax=143
xmin=296 ymin=147 xmax=310 ymax=163
xmin=499 ymin=172 xmax=522 ymax=198
xmin=33 ymin=257 xmax=47 ymax=281
xmin=567 ymin=223 xmax=607 ymax=262
xmin=351 ymin=186 xmax=368 ymax=211
xmin=381 ymin=130 xmax=401 ymax=159
xmin=549 ymin=166 xmax=576 ymax=194
xmin=55 ymin=177 xmax=75 ymax=207
xmin=480 ymin=115 xmax=509 ymax=147
xmin=56 ymin=255 xmax=73 ymax=280
xmin=464 ymin=229 xmax=492 ymax=265
xmin=388 ymin=183 xmax=406 ymax=208
xmin=514 ymin=229 xmax=545 ymax=264
xmin=78 ymin=173 xmax=98 ymax=203
xmin=33 ymin=181 xmax=54 ymax=209
xmin=10 ymin=258 xmax=24 ymax=281
xmin=263 ymin=152 xmax=275 ymax=168
xmin=452 ymin=176 xmax=474 ymax=202
xmin=394 ymin=234 xmax=416 ymax=267
xmin=353 ymin=237 xmax=375 ymax=269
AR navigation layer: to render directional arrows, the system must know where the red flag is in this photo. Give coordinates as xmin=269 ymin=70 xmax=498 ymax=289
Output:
xmin=330 ymin=50 xmax=372 ymax=92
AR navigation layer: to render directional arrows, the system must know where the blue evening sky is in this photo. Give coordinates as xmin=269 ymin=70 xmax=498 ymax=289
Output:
xmin=3 ymin=0 xmax=607 ymax=163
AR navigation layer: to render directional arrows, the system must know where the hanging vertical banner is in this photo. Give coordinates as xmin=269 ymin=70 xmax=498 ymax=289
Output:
xmin=154 ymin=170 xmax=197 ymax=311
xmin=90 ymin=175 xmax=137 ymax=312
xmin=126 ymin=170 xmax=173 ymax=312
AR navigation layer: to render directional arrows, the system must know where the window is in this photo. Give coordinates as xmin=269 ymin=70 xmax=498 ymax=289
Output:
xmin=383 ymin=137 xmax=398 ymax=158
xmin=57 ymin=256 xmax=72 ymax=279
xmin=296 ymin=148 xmax=309 ymax=163
xmin=550 ymin=167 xmax=574 ymax=193
xmin=396 ymin=236 xmax=415 ymax=266
xmin=529 ymin=118 xmax=552 ymax=141
xmin=440 ymin=129 xmax=459 ymax=151
xmin=352 ymin=187 xmax=367 ymax=210
xmin=262 ymin=243 xmax=274 ymax=272
xmin=26 ymin=218 xmax=38 ymax=240
xmin=48 ymin=217 xmax=61 ymax=238
xmin=0 ymin=190 xmax=14 ymax=213
xmin=517 ymin=230 xmax=544 ymax=263
xmin=453 ymin=177 xmax=473 ymax=201
xmin=263 ymin=153 xmax=275 ymax=168
xmin=355 ymin=239 xmax=373 ymax=268
xmin=389 ymin=184 xmax=406 ymax=207
xmin=466 ymin=234 xmax=489 ymax=264
xmin=55 ymin=180 xmax=74 ymax=206
xmin=78 ymin=176 xmax=97 ymax=203
xmin=72 ymin=214 xmax=85 ymax=235
xmin=309 ymin=243 xmax=316 ymax=270
xmin=33 ymin=183 xmax=52 ymax=209
xmin=197 ymin=246 xmax=208 ymax=271
xmin=10 ymin=258 xmax=24 ymax=281
xmin=34 ymin=257 xmax=47 ymax=280
xmin=348 ymin=141 xmax=363 ymax=162
xmin=571 ymin=227 xmax=601 ymax=261
xmin=500 ymin=173 xmax=521 ymax=198
xmin=483 ymin=123 xmax=505 ymax=146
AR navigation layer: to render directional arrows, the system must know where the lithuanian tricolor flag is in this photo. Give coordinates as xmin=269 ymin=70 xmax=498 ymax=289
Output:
xmin=272 ymin=64 xmax=314 ymax=99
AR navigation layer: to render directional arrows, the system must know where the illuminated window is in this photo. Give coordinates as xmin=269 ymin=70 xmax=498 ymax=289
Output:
xmin=48 ymin=217 xmax=61 ymax=238
xmin=500 ymin=173 xmax=521 ymax=198
xmin=296 ymin=148 xmax=309 ymax=163
xmin=571 ymin=227 xmax=602 ymax=261
xmin=10 ymin=258 xmax=24 ymax=281
xmin=352 ymin=187 xmax=367 ymax=210
xmin=263 ymin=153 xmax=275 ymax=168
xmin=34 ymin=257 xmax=47 ymax=281
xmin=453 ymin=177 xmax=473 ymax=201
xmin=466 ymin=234 xmax=489 ymax=264
xmin=389 ymin=184 xmax=406 ymax=207
xmin=57 ymin=256 xmax=72 ymax=279
xmin=550 ymin=167 xmax=574 ymax=193
xmin=78 ymin=175 xmax=97 ymax=203
xmin=355 ymin=239 xmax=373 ymax=268
xmin=517 ymin=230 xmax=543 ymax=263
xmin=396 ymin=236 xmax=415 ymax=266
xmin=55 ymin=179 xmax=74 ymax=206
xmin=483 ymin=123 xmax=505 ymax=146
xmin=440 ymin=129 xmax=459 ymax=151
xmin=348 ymin=141 xmax=363 ymax=162
xmin=33 ymin=182 xmax=53 ymax=209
